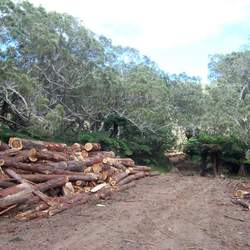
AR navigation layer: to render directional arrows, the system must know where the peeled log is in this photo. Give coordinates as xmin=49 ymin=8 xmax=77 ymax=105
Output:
xmin=84 ymin=143 xmax=101 ymax=152
xmin=9 ymin=137 xmax=67 ymax=152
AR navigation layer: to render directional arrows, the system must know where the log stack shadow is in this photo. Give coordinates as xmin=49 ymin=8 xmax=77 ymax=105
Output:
xmin=0 ymin=138 xmax=159 ymax=220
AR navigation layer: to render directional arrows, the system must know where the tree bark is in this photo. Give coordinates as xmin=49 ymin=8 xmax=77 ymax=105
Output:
xmin=118 ymin=172 xmax=146 ymax=186
xmin=9 ymin=137 xmax=67 ymax=152
xmin=0 ymin=180 xmax=15 ymax=188
xmin=0 ymin=141 xmax=9 ymax=151
xmin=88 ymin=151 xmax=115 ymax=158
xmin=29 ymin=149 xmax=67 ymax=162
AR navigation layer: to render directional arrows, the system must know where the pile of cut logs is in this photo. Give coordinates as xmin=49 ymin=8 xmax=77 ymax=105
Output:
xmin=232 ymin=182 xmax=250 ymax=210
xmin=0 ymin=138 xmax=159 ymax=220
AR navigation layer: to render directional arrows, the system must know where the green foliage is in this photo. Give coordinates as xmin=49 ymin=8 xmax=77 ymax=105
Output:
xmin=184 ymin=133 xmax=248 ymax=172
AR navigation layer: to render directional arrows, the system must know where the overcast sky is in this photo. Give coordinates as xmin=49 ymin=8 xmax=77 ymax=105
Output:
xmin=29 ymin=0 xmax=250 ymax=82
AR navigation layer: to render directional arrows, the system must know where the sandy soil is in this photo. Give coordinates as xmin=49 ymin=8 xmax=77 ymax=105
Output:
xmin=0 ymin=173 xmax=250 ymax=250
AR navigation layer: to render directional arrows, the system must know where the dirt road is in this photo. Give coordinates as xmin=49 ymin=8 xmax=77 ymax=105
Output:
xmin=1 ymin=174 xmax=250 ymax=250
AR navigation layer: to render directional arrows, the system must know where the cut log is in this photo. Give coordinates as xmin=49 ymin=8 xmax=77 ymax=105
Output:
xmin=92 ymin=164 xmax=103 ymax=173
xmin=112 ymin=162 xmax=126 ymax=171
xmin=134 ymin=166 xmax=151 ymax=172
xmin=234 ymin=190 xmax=250 ymax=198
xmin=15 ymin=203 xmax=49 ymax=221
xmin=47 ymin=158 xmax=103 ymax=171
xmin=13 ymin=173 xmax=99 ymax=182
xmin=84 ymin=143 xmax=101 ymax=152
xmin=89 ymin=151 xmax=115 ymax=158
xmin=110 ymin=172 xmax=129 ymax=186
xmin=116 ymin=158 xmax=135 ymax=167
xmin=71 ymin=143 xmax=82 ymax=152
xmin=5 ymin=169 xmax=52 ymax=205
xmin=83 ymin=187 xmax=91 ymax=193
xmin=232 ymin=198 xmax=250 ymax=209
xmin=146 ymin=171 xmax=161 ymax=177
xmin=75 ymin=180 xmax=87 ymax=187
xmin=103 ymin=157 xmax=135 ymax=167
xmin=118 ymin=172 xmax=146 ymax=186
xmin=0 ymin=148 xmax=22 ymax=158
xmin=29 ymin=149 xmax=67 ymax=162
xmin=81 ymin=156 xmax=104 ymax=166
xmin=0 ymin=183 xmax=31 ymax=198
xmin=81 ymin=150 xmax=89 ymax=158
xmin=0 ymin=141 xmax=9 ymax=151
xmin=0 ymin=180 xmax=15 ymax=188
xmin=0 ymin=188 xmax=33 ymax=209
xmin=1 ymin=159 xmax=79 ymax=175
xmin=116 ymin=182 xmax=136 ymax=192
xmin=37 ymin=177 xmax=68 ymax=192
xmin=9 ymin=137 xmax=67 ymax=152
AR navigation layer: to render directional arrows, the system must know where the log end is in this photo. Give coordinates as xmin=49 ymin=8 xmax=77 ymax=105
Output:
xmin=9 ymin=137 xmax=23 ymax=150
xmin=28 ymin=148 xmax=38 ymax=162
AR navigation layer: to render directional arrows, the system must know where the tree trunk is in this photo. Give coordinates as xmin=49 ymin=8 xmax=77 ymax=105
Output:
xmin=238 ymin=164 xmax=247 ymax=176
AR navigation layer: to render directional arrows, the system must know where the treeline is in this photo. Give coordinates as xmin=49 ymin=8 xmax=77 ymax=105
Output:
xmin=0 ymin=0 xmax=250 ymax=170
xmin=182 ymin=51 xmax=250 ymax=175
xmin=0 ymin=0 xmax=178 ymax=165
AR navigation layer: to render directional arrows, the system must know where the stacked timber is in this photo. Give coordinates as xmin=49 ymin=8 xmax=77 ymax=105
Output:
xmin=232 ymin=182 xmax=250 ymax=210
xmin=0 ymin=138 xmax=159 ymax=220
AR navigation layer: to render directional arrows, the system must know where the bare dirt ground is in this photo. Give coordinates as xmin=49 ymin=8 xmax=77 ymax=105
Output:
xmin=1 ymin=173 xmax=250 ymax=250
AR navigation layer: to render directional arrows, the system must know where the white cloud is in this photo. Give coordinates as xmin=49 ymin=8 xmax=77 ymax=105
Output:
xmin=26 ymin=0 xmax=250 ymax=80
xmin=29 ymin=0 xmax=250 ymax=48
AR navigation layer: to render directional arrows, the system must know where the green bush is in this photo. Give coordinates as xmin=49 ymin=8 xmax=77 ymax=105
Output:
xmin=184 ymin=132 xmax=248 ymax=173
